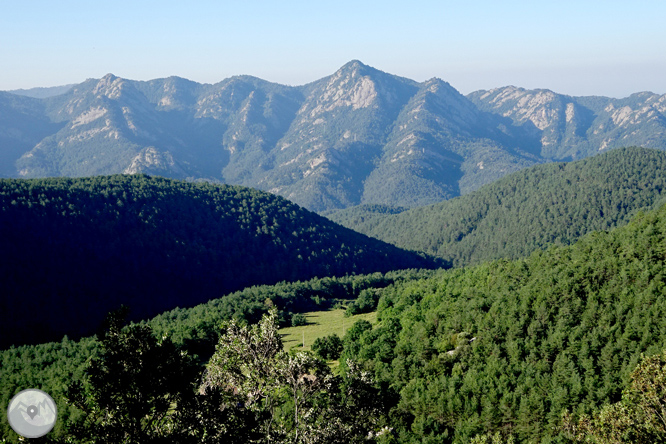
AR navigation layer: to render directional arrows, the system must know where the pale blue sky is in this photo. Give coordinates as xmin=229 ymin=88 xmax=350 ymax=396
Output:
xmin=2 ymin=0 xmax=664 ymax=97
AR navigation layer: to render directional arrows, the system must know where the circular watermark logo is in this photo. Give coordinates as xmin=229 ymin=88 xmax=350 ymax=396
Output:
xmin=7 ymin=389 xmax=57 ymax=438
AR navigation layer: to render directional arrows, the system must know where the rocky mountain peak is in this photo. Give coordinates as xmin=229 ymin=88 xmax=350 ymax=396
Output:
xmin=338 ymin=59 xmax=368 ymax=74
xmin=299 ymin=65 xmax=381 ymax=118
xmin=424 ymin=77 xmax=445 ymax=91
xmin=93 ymin=74 xmax=125 ymax=98
xmin=331 ymin=60 xmax=400 ymax=90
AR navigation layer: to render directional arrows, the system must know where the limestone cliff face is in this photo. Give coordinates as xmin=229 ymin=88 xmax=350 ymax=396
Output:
xmin=4 ymin=62 xmax=666 ymax=212
xmin=123 ymin=147 xmax=187 ymax=177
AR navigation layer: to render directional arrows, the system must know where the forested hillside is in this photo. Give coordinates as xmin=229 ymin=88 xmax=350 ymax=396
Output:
xmin=0 ymin=175 xmax=436 ymax=348
xmin=344 ymin=201 xmax=666 ymax=442
xmin=330 ymin=147 xmax=666 ymax=266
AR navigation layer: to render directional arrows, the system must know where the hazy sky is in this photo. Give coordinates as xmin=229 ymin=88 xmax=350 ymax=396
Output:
xmin=2 ymin=0 xmax=665 ymax=97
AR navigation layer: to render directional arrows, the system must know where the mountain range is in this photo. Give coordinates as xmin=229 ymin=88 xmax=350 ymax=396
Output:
xmin=2 ymin=61 xmax=666 ymax=212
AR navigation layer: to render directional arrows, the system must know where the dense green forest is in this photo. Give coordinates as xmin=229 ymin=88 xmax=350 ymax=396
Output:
xmin=4 ymin=200 xmax=666 ymax=441
xmin=329 ymin=147 xmax=666 ymax=266
xmin=344 ymin=202 xmax=666 ymax=442
xmin=0 ymin=175 xmax=437 ymax=348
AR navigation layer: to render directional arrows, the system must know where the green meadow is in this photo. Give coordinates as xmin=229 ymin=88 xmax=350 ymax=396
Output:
xmin=278 ymin=309 xmax=377 ymax=351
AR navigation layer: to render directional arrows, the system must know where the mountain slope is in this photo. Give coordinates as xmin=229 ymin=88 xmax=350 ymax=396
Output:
xmin=3 ymin=62 xmax=666 ymax=212
xmin=0 ymin=174 xmax=437 ymax=349
xmin=329 ymin=147 xmax=666 ymax=266
xmin=0 ymin=92 xmax=65 ymax=177
xmin=361 ymin=77 xmax=538 ymax=207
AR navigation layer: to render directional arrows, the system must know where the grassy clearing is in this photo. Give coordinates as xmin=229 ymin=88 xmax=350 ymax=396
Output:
xmin=279 ymin=309 xmax=377 ymax=351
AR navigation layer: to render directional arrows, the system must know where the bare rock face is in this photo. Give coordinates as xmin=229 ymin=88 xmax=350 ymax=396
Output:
xmin=124 ymin=147 xmax=186 ymax=177
xmin=4 ymin=61 xmax=666 ymax=212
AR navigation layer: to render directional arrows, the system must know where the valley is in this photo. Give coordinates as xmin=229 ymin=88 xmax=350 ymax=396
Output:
xmin=277 ymin=308 xmax=377 ymax=353
xmin=3 ymin=145 xmax=666 ymax=441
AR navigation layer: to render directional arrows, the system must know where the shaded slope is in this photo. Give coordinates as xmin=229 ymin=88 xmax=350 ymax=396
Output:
xmin=329 ymin=147 xmax=666 ymax=266
xmin=0 ymin=175 xmax=437 ymax=348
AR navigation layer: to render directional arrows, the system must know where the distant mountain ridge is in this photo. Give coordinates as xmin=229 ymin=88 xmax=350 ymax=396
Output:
xmin=467 ymin=86 xmax=666 ymax=160
xmin=2 ymin=61 xmax=666 ymax=212
xmin=8 ymin=84 xmax=75 ymax=99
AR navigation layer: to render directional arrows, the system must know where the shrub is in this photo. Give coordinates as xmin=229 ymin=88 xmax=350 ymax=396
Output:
xmin=312 ymin=334 xmax=343 ymax=360
xmin=291 ymin=313 xmax=307 ymax=327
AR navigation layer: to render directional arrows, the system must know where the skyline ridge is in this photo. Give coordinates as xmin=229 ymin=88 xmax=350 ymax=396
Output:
xmin=5 ymin=59 xmax=665 ymax=100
